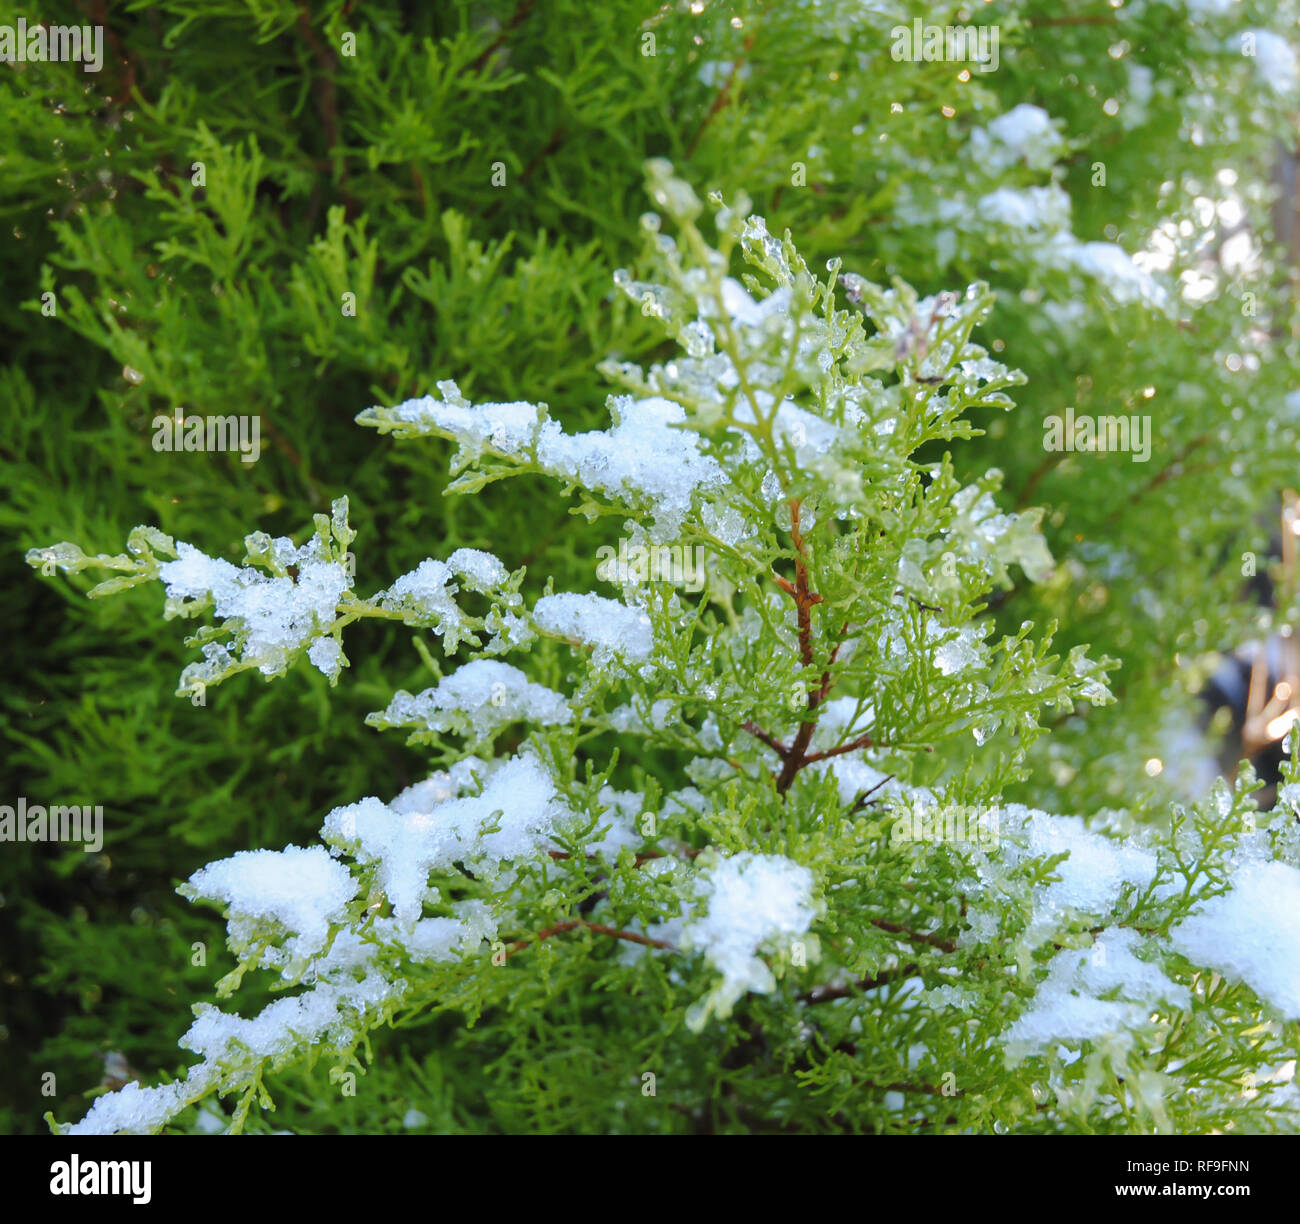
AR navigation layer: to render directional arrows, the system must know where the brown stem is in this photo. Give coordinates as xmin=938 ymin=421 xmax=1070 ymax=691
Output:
xmin=847 ymin=774 xmax=895 ymax=814
xmin=87 ymin=0 xmax=137 ymax=110
xmin=297 ymin=8 xmax=340 ymax=152
xmin=870 ymin=919 xmax=957 ymax=953
xmin=802 ymin=962 xmax=921 ymax=1004
xmin=1103 ymin=434 xmax=1210 ymax=525
xmin=1017 ymin=451 xmax=1065 ymax=510
xmin=763 ymin=507 xmax=865 ymax=793
xmin=803 ymin=732 xmax=877 ymax=764
xmin=509 ymin=918 xmax=677 ymax=956
xmin=742 ymin=719 xmax=789 ymax=757
xmin=470 ymin=0 xmax=537 ymax=72
xmin=789 ymin=501 xmax=818 ymax=670
xmin=686 ymin=32 xmax=757 ymax=157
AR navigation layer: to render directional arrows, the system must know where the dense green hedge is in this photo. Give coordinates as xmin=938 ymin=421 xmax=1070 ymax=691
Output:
xmin=4 ymin=0 xmax=1298 ymax=1133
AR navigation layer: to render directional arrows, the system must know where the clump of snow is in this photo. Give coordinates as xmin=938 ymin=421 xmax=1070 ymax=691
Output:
xmin=1176 ymin=0 xmax=1235 ymax=14
xmin=696 ymin=60 xmax=751 ymax=88
xmin=896 ymin=485 xmax=1055 ymax=596
xmin=445 ymin=548 xmax=510 ymax=591
xmin=389 ymin=758 xmax=486 ymax=815
xmin=969 ymin=168 xmax=1167 ymax=308
xmin=536 ymin=395 xmax=724 ymax=541
xmin=182 ymin=974 xmax=398 ymax=1067
xmin=820 ymin=756 xmax=935 ymax=809
xmin=930 ymin=623 xmax=986 ymax=676
xmin=157 ymin=543 xmax=241 ymax=602
xmin=1277 ymin=781 xmax=1300 ymax=815
xmin=318 ymin=901 xmax=496 ymax=974
xmin=159 ymin=538 xmax=351 ymax=680
xmin=968 ymin=104 xmax=1066 ymax=171
xmin=185 ymin=846 xmax=359 ymax=971
xmin=389 ymin=380 xmax=543 ymax=457
xmin=307 ymin=636 xmax=344 ymax=680
xmin=373 ymin=559 xmax=456 ymax=627
xmin=810 ymin=696 xmax=874 ymax=747
xmin=533 ymin=592 xmax=653 ymax=664
xmin=966 ymin=806 xmax=1159 ymax=949
xmin=369 ymin=384 xmax=723 ymax=542
xmin=1170 ymin=861 xmax=1300 ymax=1019
xmin=401 ymin=902 xmax=498 ymax=962
xmin=1048 ymin=238 xmax=1168 ymax=306
xmin=1004 ymin=928 xmax=1190 ymax=1060
xmin=978 ymin=185 xmax=1072 ymax=232
xmin=68 ymin=799 xmax=510 ymax=1135
xmin=684 ymin=852 xmax=817 ymax=1027
xmin=371 ymin=549 xmax=514 ymax=648
xmin=67 ymin=1066 xmax=218 ymax=1136
xmin=371 ymin=659 xmax=571 ymax=742
xmin=322 ymin=752 xmax=574 ymax=919
xmin=161 ymin=900 xmax=495 ymax=1131
xmin=732 ymin=394 xmax=844 ymax=465
xmin=719 ymin=277 xmax=791 ymax=327
xmin=1244 ymin=30 xmax=1299 ymax=96
xmin=1026 ymin=813 xmax=1158 ymax=930
xmin=584 ymin=788 xmax=645 ymax=857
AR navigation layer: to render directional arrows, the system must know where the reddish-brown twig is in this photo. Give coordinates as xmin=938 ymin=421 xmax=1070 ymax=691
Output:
xmin=686 ymin=32 xmax=757 ymax=157
xmin=509 ymin=918 xmax=677 ymax=956
xmin=801 ymin=962 xmax=921 ymax=1004
xmin=870 ymin=919 xmax=957 ymax=953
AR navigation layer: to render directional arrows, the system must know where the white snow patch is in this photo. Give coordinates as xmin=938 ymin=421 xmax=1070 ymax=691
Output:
xmin=322 ymin=752 xmax=572 ymax=920
xmin=372 ymin=659 xmax=571 ymax=741
xmin=684 ymin=852 xmax=816 ymax=1027
xmin=1004 ymin=929 xmax=1190 ymax=1060
xmin=533 ymin=592 xmax=653 ymax=664
xmin=1170 ymin=860 xmax=1300 ymax=1018
xmin=185 ymin=845 xmax=358 ymax=969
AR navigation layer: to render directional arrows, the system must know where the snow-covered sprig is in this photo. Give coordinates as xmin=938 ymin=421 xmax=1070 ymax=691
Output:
xmin=26 ymin=498 xmax=527 ymax=696
xmin=36 ymin=165 xmax=1300 ymax=1137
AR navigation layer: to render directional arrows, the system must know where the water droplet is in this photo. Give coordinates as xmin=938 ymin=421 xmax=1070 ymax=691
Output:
xmin=679 ymin=320 xmax=715 ymax=359
xmin=122 ymin=366 xmax=144 ymax=385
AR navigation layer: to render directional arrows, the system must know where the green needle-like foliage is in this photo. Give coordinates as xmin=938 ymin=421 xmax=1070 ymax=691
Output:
xmin=5 ymin=0 xmax=1300 ymax=1135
